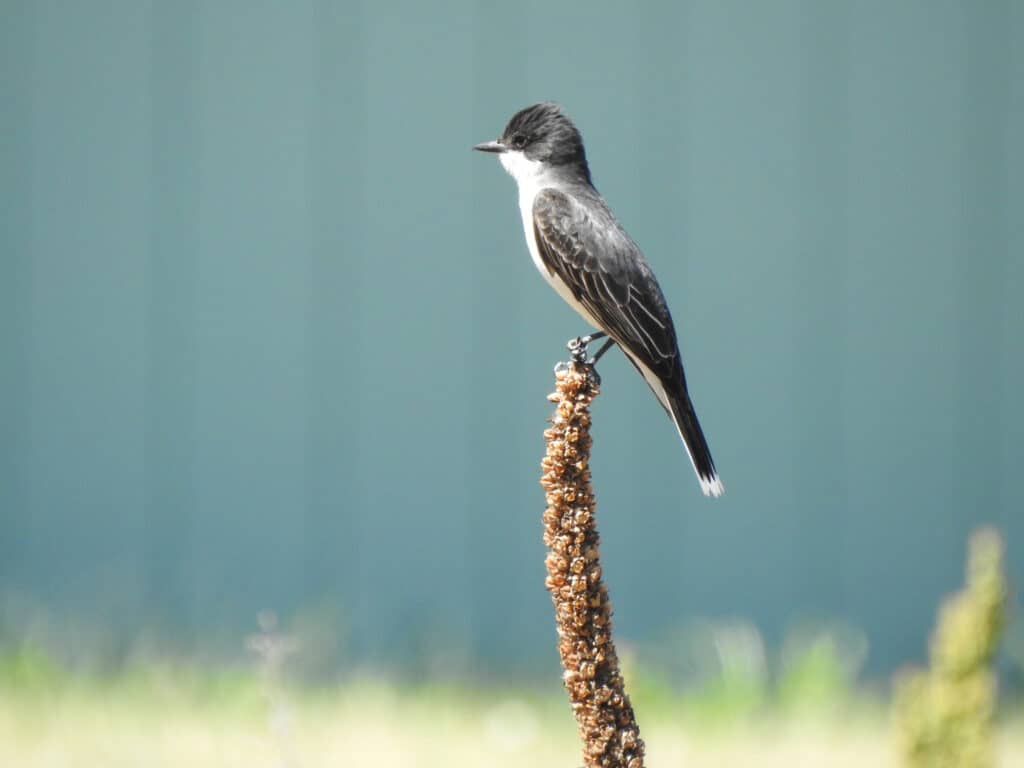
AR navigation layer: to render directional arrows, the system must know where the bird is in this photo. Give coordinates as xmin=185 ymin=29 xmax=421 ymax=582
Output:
xmin=473 ymin=102 xmax=723 ymax=497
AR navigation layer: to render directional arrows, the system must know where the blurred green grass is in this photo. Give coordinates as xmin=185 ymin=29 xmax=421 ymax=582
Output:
xmin=0 ymin=673 xmax=877 ymax=768
xmin=2 ymin=644 xmax=1022 ymax=768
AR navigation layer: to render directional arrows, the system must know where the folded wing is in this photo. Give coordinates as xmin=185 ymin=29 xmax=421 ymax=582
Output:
xmin=532 ymin=187 xmax=683 ymax=387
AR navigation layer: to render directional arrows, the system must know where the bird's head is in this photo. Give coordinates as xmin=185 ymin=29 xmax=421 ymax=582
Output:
xmin=474 ymin=102 xmax=591 ymax=185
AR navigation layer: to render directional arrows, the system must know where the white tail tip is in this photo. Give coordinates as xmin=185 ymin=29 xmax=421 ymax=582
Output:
xmin=700 ymin=474 xmax=725 ymax=498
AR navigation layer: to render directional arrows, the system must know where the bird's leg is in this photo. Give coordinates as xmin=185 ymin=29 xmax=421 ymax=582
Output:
xmin=590 ymin=337 xmax=616 ymax=364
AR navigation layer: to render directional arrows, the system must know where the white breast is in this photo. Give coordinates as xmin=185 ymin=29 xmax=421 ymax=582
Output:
xmin=499 ymin=150 xmax=603 ymax=330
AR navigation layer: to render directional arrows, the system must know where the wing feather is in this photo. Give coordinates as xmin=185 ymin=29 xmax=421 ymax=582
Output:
xmin=532 ymin=187 xmax=681 ymax=383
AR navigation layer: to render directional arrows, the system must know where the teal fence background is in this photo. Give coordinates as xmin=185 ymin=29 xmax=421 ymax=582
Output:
xmin=1 ymin=0 xmax=1021 ymax=678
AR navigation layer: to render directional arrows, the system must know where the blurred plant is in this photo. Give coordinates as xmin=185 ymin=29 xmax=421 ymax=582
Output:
xmin=0 ymin=643 xmax=63 ymax=693
xmin=674 ymin=620 xmax=769 ymax=724
xmin=285 ymin=600 xmax=348 ymax=685
xmin=541 ymin=361 xmax=644 ymax=768
xmin=777 ymin=622 xmax=867 ymax=716
xmin=247 ymin=610 xmax=300 ymax=768
xmin=618 ymin=642 xmax=680 ymax=718
xmin=894 ymin=526 xmax=1008 ymax=768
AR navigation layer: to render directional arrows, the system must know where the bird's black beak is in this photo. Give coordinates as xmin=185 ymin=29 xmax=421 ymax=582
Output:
xmin=473 ymin=140 xmax=507 ymax=154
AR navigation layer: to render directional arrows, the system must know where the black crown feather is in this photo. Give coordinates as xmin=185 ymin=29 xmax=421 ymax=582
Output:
xmin=501 ymin=102 xmax=591 ymax=183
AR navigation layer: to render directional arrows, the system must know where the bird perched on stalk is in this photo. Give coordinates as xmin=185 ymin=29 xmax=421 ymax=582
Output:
xmin=474 ymin=102 xmax=723 ymax=497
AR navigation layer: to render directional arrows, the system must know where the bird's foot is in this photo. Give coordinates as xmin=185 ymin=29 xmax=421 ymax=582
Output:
xmin=567 ymin=331 xmax=607 ymax=361
xmin=567 ymin=334 xmax=597 ymax=364
xmin=567 ymin=332 xmax=616 ymax=365
xmin=558 ymin=332 xmax=611 ymax=385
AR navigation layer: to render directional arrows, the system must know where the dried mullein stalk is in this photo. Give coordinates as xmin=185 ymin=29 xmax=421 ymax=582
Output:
xmin=541 ymin=361 xmax=645 ymax=768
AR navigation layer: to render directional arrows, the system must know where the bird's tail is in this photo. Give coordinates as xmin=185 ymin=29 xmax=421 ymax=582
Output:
xmin=667 ymin=391 xmax=723 ymax=497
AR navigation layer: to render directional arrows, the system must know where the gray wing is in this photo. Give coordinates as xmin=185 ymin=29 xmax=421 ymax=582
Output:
xmin=532 ymin=187 xmax=684 ymax=386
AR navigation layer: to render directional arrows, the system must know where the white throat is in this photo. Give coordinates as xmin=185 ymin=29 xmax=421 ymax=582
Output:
xmin=498 ymin=149 xmax=557 ymax=223
xmin=499 ymin=149 xmax=545 ymax=186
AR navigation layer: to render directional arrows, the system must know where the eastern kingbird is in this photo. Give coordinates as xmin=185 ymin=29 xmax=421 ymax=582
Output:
xmin=474 ymin=102 xmax=723 ymax=497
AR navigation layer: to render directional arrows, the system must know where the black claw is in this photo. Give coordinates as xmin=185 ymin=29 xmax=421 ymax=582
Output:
xmin=567 ymin=336 xmax=590 ymax=363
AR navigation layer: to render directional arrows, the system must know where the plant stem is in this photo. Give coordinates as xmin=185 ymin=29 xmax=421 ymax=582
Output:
xmin=541 ymin=362 xmax=645 ymax=768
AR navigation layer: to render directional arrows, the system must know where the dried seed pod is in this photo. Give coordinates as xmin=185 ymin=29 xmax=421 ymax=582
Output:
xmin=541 ymin=362 xmax=645 ymax=768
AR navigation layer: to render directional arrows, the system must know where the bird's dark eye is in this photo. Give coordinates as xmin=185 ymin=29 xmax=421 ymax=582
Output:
xmin=509 ymin=133 xmax=527 ymax=150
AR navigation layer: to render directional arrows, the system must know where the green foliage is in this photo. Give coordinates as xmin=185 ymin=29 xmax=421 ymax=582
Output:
xmin=632 ymin=620 xmax=769 ymax=726
xmin=777 ymin=623 xmax=867 ymax=716
xmin=894 ymin=527 xmax=1008 ymax=768
xmin=623 ymin=620 xmax=871 ymax=727
xmin=0 ymin=645 xmax=63 ymax=693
